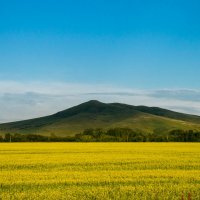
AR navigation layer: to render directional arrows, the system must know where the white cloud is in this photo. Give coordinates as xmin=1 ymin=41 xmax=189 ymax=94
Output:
xmin=0 ymin=81 xmax=200 ymax=123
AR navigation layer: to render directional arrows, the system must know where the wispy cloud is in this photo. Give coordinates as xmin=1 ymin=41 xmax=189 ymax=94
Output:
xmin=0 ymin=81 xmax=200 ymax=123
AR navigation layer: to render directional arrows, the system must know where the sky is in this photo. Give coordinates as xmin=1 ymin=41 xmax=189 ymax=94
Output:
xmin=0 ymin=0 xmax=200 ymax=122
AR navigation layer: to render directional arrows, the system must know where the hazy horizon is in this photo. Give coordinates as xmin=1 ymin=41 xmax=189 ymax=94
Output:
xmin=1 ymin=0 xmax=200 ymax=122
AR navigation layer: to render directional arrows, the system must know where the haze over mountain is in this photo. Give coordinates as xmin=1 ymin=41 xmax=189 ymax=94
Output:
xmin=0 ymin=100 xmax=200 ymax=136
xmin=1 ymin=1 xmax=200 ymax=124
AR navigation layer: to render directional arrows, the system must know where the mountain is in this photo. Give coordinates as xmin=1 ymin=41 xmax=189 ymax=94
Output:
xmin=0 ymin=100 xmax=200 ymax=136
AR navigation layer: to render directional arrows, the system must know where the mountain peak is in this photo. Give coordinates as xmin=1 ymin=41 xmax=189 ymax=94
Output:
xmin=53 ymin=100 xmax=107 ymax=118
xmin=84 ymin=100 xmax=104 ymax=105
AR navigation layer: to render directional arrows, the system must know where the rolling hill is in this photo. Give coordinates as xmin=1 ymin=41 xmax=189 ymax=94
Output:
xmin=0 ymin=100 xmax=200 ymax=136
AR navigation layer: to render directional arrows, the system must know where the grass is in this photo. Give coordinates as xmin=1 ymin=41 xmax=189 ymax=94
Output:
xmin=1 ymin=100 xmax=200 ymax=136
xmin=0 ymin=143 xmax=200 ymax=199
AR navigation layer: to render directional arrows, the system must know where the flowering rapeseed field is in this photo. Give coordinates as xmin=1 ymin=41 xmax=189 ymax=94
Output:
xmin=0 ymin=143 xmax=199 ymax=200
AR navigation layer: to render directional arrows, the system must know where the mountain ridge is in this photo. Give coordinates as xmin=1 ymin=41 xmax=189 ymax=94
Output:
xmin=0 ymin=100 xmax=200 ymax=136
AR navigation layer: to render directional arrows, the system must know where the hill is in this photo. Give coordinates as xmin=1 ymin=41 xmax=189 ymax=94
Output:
xmin=0 ymin=100 xmax=200 ymax=136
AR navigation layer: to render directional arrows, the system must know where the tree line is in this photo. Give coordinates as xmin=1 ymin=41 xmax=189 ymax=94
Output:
xmin=1 ymin=128 xmax=200 ymax=142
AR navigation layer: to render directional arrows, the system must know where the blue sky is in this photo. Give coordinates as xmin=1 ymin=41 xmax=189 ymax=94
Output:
xmin=0 ymin=0 xmax=200 ymax=121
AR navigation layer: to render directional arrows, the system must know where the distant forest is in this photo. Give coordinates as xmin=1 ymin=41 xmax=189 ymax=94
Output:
xmin=1 ymin=128 xmax=200 ymax=142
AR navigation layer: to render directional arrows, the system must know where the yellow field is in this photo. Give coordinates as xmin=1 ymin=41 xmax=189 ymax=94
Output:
xmin=0 ymin=143 xmax=200 ymax=200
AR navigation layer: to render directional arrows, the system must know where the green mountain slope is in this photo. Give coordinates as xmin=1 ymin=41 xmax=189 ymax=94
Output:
xmin=0 ymin=100 xmax=200 ymax=136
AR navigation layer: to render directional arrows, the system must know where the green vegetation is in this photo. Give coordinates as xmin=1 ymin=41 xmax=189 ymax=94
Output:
xmin=0 ymin=143 xmax=200 ymax=200
xmin=1 ymin=100 xmax=200 ymax=137
xmin=1 ymin=128 xmax=200 ymax=142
